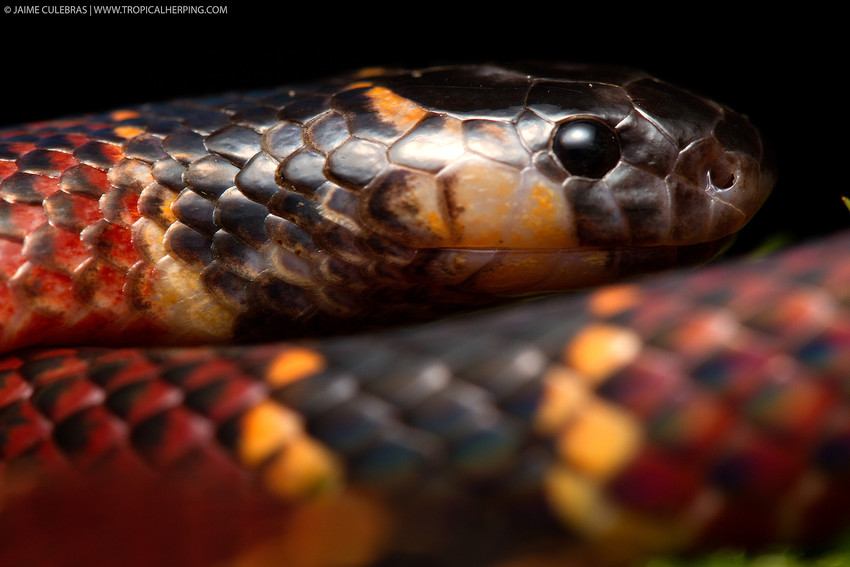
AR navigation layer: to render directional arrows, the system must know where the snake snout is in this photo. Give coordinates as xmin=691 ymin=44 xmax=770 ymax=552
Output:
xmin=668 ymin=132 xmax=769 ymax=244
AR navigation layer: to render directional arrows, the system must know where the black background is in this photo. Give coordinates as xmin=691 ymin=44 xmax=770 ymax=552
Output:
xmin=3 ymin=5 xmax=843 ymax=254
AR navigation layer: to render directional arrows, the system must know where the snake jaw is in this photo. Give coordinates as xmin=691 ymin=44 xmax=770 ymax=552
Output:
xmin=363 ymin=156 xmax=579 ymax=250
xmin=421 ymin=238 xmax=736 ymax=296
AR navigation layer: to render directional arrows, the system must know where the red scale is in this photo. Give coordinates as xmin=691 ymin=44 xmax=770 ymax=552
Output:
xmin=17 ymin=349 xmax=91 ymax=388
xmin=0 ymin=370 xmax=30 ymax=408
xmin=54 ymin=404 xmax=129 ymax=469
xmin=0 ymin=400 xmax=52 ymax=460
xmin=58 ymin=163 xmax=110 ymax=197
xmin=30 ymin=376 xmax=105 ymax=422
xmin=45 ymin=191 xmax=104 ymax=231
xmin=85 ymin=350 xmax=162 ymax=391
xmin=607 ymin=446 xmax=705 ymax=516
xmin=131 ymin=406 xmax=215 ymax=470
xmin=3 ymin=200 xmax=48 ymax=239
xmin=109 ymin=379 xmax=184 ymax=426
xmin=16 ymin=148 xmax=79 ymax=178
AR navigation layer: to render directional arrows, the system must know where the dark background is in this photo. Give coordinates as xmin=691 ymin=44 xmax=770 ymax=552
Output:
xmin=3 ymin=6 xmax=843 ymax=253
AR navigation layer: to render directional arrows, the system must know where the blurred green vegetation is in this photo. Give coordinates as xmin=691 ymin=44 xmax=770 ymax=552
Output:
xmin=645 ymin=535 xmax=850 ymax=567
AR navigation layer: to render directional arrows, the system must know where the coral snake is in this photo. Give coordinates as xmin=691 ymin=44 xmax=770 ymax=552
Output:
xmin=0 ymin=63 xmax=847 ymax=567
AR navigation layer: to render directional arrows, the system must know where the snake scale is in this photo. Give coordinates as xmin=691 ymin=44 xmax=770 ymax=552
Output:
xmin=0 ymin=63 xmax=847 ymax=567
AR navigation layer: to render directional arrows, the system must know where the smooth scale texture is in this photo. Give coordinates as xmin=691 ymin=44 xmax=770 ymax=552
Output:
xmin=0 ymin=64 xmax=796 ymax=567
xmin=0 ymin=63 xmax=773 ymax=352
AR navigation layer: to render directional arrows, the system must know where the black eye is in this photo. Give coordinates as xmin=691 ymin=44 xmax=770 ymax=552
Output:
xmin=552 ymin=119 xmax=621 ymax=179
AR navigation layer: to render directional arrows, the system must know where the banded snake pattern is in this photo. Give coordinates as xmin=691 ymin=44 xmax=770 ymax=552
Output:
xmin=1 ymin=63 xmax=846 ymax=567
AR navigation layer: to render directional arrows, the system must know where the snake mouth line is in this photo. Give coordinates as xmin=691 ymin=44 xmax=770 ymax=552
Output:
xmin=425 ymin=237 xmax=735 ymax=295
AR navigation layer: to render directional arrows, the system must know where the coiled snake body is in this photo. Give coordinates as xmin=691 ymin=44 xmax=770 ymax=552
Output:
xmin=0 ymin=63 xmax=846 ymax=567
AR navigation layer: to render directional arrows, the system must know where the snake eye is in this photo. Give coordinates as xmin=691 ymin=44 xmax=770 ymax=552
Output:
xmin=552 ymin=119 xmax=621 ymax=179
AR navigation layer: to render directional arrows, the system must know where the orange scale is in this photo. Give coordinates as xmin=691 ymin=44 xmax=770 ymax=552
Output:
xmin=109 ymin=110 xmax=141 ymax=121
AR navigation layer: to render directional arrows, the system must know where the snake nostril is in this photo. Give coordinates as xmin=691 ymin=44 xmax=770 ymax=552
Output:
xmin=709 ymin=163 xmax=736 ymax=189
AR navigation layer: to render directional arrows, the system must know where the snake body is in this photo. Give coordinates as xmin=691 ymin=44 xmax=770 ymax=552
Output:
xmin=1 ymin=64 xmax=844 ymax=567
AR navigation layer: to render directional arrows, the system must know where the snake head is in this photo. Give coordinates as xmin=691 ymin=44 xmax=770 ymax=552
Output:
xmin=0 ymin=63 xmax=775 ymax=348
xmin=326 ymin=64 xmax=775 ymax=295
